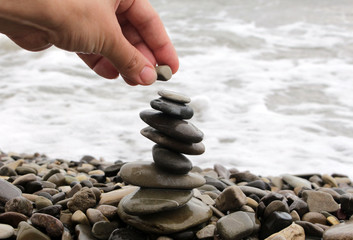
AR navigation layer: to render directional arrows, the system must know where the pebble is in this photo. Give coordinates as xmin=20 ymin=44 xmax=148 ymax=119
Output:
xmin=141 ymin=127 xmax=205 ymax=155
xmin=12 ymin=173 xmax=37 ymax=185
xmin=323 ymin=220 xmax=353 ymax=240
xmin=302 ymin=212 xmax=327 ymax=225
xmin=340 ymin=193 xmax=353 ymax=213
xmin=295 ymin=220 xmax=324 ymax=238
xmin=92 ymin=221 xmax=120 ymax=240
xmin=0 ymin=178 xmax=22 ymax=204
xmin=118 ymin=198 xmax=212 ymax=234
xmin=0 ymin=223 xmax=14 ymax=239
xmin=215 ymin=185 xmax=247 ymax=212
xmin=86 ymin=208 xmax=108 ymax=224
xmin=0 ymin=166 xmax=17 ymax=176
xmin=72 ymin=210 xmax=90 ymax=225
xmin=17 ymin=221 xmax=50 ymax=240
xmin=196 ymin=224 xmax=216 ymax=239
xmin=31 ymin=213 xmax=64 ymax=238
xmin=282 ymin=174 xmax=312 ymax=189
xmin=156 ymin=65 xmax=172 ymax=81
xmin=152 ymin=145 xmax=193 ymax=174
xmin=121 ymin=188 xmax=193 ymax=215
xmin=140 ymin=110 xmax=204 ymax=143
xmin=5 ymin=196 xmax=33 ymax=216
xmin=151 ymin=97 xmax=194 ymax=119
xmin=120 ymin=161 xmax=205 ymax=189
xmin=265 ymin=222 xmax=305 ymax=240
xmin=0 ymin=212 xmax=28 ymax=227
xmin=302 ymin=190 xmax=340 ymax=212
xmin=158 ymin=89 xmax=191 ymax=104
xmin=75 ymin=224 xmax=96 ymax=240
xmin=217 ymin=211 xmax=256 ymax=240
xmin=108 ymin=228 xmax=147 ymax=240
xmin=98 ymin=186 xmax=139 ymax=205
xmin=35 ymin=196 xmax=53 ymax=210
xmin=67 ymin=187 xmax=96 ymax=212
xmin=259 ymin=211 xmax=293 ymax=239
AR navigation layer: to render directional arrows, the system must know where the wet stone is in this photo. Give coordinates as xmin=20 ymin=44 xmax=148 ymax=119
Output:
xmin=120 ymin=161 xmax=205 ymax=189
xmin=151 ymin=97 xmax=194 ymax=119
xmin=141 ymin=127 xmax=205 ymax=155
xmin=156 ymin=65 xmax=172 ymax=81
xmin=140 ymin=110 xmax=204 ymax=143
xmin=152 ymin=145 xmax=192 ymax=174
xmin=31 ymin=212 xmax=64 ymax=238
xmin=5 ymin=196 xmax=33 ymax=216
xmin=118 ymin=198 xmax=212 ymax=234
xmin=25 ymin=180 xmax=43 ymax=193
xmin=158 ymin=89 xmax=191 ymax=104
xmin=263 ymin=200 xmax=290 ymax=220
xmin=121 ymin=188 xmax=193 ymax=215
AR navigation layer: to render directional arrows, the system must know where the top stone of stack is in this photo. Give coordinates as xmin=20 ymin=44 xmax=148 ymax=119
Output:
xmin=156 ymin=65 xmax=173 ymax=81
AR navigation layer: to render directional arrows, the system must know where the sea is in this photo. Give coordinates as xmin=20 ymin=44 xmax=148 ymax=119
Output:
xmin=1 ymin=0 xmax=353 ymax=178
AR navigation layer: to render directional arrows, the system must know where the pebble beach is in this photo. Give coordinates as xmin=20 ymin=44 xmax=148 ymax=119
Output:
xmin=0 ymin=89 xmax=352 ymax=240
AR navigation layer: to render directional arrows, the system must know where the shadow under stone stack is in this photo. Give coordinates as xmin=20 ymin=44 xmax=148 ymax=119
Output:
xmin=117 ymin=90 xmax=212 ymax=234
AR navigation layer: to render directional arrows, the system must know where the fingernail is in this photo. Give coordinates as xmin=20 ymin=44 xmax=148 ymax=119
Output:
xmin=140 ymin=66 xmax=157 ymax=85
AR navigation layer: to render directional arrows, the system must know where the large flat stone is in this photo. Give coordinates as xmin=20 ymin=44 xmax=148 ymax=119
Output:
xmin=140 ymin=110 xmax=203 ymax=143
xmin=141 ymin=127 xmax=205 ymax=155
xmin=121 ymin=188 xmax=193 ymax=215
xmin=120 ymin=162 xmax=205 ymax=189
xmin=118 ymin=198 xmax=212 ymax=234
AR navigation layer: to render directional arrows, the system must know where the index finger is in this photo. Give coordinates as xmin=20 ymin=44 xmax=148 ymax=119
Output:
xmin=117 ymin=0 xmax=179 ymax=74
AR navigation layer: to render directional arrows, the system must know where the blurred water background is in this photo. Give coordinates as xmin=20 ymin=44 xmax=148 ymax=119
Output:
xmin=1 ymin=0 xmax=353 ymax=177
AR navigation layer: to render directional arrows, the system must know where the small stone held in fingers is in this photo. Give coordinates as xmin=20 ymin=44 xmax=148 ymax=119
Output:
xmin=156 ymin=65 xmax=172 ymax=81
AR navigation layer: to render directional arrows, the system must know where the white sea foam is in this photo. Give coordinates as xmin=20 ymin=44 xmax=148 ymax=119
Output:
xmin=0 ymin=0 xmax=353 ymax=178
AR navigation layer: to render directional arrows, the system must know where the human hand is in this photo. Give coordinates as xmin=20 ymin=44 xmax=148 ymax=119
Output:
xmin=0 ymin=0 xmax=179 ymax=85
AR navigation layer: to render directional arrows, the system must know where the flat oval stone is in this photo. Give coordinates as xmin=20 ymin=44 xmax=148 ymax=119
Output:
xmin=302 ymin=190 xmax=339 ymax=212
xmin=158 ymin=89 xmax=191 ymax=104
xmin=141 ymin=127 xmax=205 ymax=155
xmin=31 ymin=213 xmax=64 ymax=238
xmin=151 ymin=98 xmax=194 ymax=119
xmin=0 ymin=212 xmax=28 ymax=228
xmin=121 ymin=188 xmax=193 ymax=215
xmin=17 ymin=221 xmax=50 ymax=240
xmin=118 ymin=197 xmax=212 ymax=234
xmin=323 ymin=221 xmax=353 ymax=240
xmin=0 ymin=178 xmax=22 ymax=204
xmin=120 ymin=162 xmax=205 ymax=189
xmin=282 ymin=174 xmax=312 ymax=189
xmin=0 ymin=223 xmax=14 ymax=239
xmin=140 ymin=110 xmax=203 ymax=143
xmin=12 ymin=173 xmax=37 ymax=185
xmin=152 ymin=145 xmax=192 ymax=174
xmin=156 ymin=65 xmax=172 ymax=81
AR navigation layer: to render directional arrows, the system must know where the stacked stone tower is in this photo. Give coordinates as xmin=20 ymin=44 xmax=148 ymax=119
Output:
xmin=118 ymin=89 xmax=212 ymax=234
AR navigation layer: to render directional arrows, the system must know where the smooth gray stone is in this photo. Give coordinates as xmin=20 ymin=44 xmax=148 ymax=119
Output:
xmin=140 ymin=110 xmax=203 ymax=143
xmin=238 ymin=186 xmax=268 ymax=198
xmin=158 ymin=89 xmax=191 ymax=104
xmin=151 ymin=98 xmax=194 ymax=119
xmin=152 ymin=145 xmax=192 ymax=174
xmin=0 ymin=178 xmax=22 ymax=204
xmin=156 ymin=65 xmax=172 ymax=81
xmin=282 ymin=174 xmax=312 ymax=189
xmin=121 ymin=188 xmax=193 ymax=215
xmin=217 ymin=211 xmax=255 ymax=240
xmin=141 ymin=127 xmax=205 ymax=155
xmin=323 ymin=220 xmax=353 ymax=240
xmin=120 ymin=161 xmax=205 ymax=189
xmin=302 ymin=190 xmax=339 ymax=213
xmin=118 ymin=197 xmax=212 ymax=234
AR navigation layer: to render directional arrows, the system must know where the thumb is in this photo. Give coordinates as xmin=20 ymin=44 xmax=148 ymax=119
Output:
xmin=102 ymin=27 xmax=157 ymax=85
